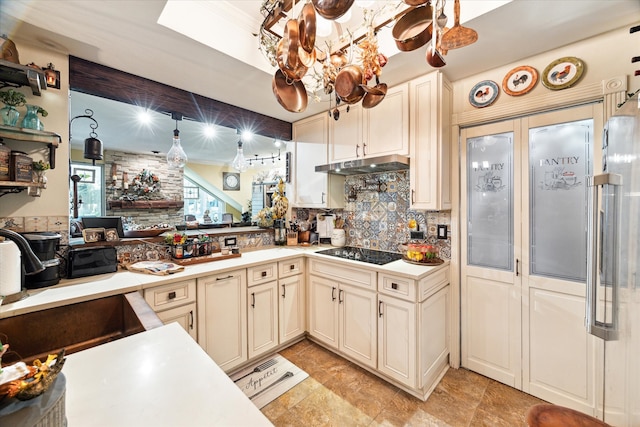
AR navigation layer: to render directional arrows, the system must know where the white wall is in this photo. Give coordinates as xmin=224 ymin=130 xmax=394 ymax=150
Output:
xmin=0 ymin=42 xmax=69 ymax=218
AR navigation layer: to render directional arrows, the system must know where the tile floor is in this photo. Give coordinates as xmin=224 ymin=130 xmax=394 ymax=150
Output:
xmin=261 ymin=339 xmax=545 ymax=426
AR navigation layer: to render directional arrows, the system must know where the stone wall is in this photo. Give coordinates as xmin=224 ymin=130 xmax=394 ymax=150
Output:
xmin=104 ymin=150 xmax=184 ymax=226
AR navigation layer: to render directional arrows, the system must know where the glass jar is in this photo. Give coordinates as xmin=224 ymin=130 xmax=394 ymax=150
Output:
xmin=0 ymin=105 xmax=19 ymax=126
xmin=21 ymin=104 xmax=42 ymax=130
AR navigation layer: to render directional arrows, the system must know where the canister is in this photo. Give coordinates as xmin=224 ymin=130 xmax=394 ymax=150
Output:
xmin=0 ymin=143 xmax=10 ymax=181
xmin=10 ymin=151 xmax=32 ymax=182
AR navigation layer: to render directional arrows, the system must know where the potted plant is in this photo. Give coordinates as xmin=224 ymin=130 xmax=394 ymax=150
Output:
xmin=0 ymin=89 xmax=27 ymax=126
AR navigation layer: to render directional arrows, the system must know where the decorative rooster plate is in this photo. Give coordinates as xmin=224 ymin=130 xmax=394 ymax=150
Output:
xmin=469 ymin=80 xmax=499 ymax=108
xmin=502 ymin=65 xmax=538 ymax=96
xmin=542 ymin=57 xmax=584 ymax=90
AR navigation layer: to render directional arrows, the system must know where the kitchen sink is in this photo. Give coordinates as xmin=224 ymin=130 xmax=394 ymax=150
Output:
xmin=0 ymin=292 xmax=163 ymax=365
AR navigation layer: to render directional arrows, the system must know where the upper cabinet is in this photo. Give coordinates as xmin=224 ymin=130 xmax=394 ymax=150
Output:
xmin=292 ymin=113 xmax=344 ymax=209
xmin=329 ymin=83 xmax=409 ymax=162
xmin=409 ymin=71 xmax=452 ymax=210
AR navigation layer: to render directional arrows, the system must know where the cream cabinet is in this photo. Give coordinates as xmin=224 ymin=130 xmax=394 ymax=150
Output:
xmin=330 ymin=83 xmax=409 ymax=162
xmin=377 ymin=266 xmax=450 ymax=396
xmin=409 ymin=71 xmax=452 ymax=210
xmin=247 ymin=281 xmax=279 ymax=359
xmin=308 ymin=259 xmax=377 ymax=369
xmin=197 ymin=269 xmax=247 ymax=372
xmin=144 ymin=279 xmax=197 ymax=340
xmin=278 ymin=259 xmax=306 ymax=343
xmin=292 ymin=113 xmax=344 ymax=208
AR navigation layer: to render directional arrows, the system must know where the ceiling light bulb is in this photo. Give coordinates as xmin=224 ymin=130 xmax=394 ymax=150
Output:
xmin=316 ymin=15 xmax=332 ymax=37
xmin=232 ymin=140 xmax=248 ymax=172
xmin=274 ymin=139 xmax=282 ymax=148
xmin=137 ymin=109 xmax=152 ymax=125
xmin=241 ymin=130 xmax=253 ymax=141
xmin=203 ymin=124 xmax=216 ymax=139
xmin=167 ymin=128 xmax=188 ymax=168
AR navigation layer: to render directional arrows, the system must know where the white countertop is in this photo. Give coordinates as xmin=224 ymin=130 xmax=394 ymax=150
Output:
xmin=0 ymin=246 xmax=448 ymax=318
xmin=63 ymin=322 xmax=273 ymax=427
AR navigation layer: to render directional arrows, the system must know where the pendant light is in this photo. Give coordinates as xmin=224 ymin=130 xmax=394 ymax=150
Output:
xmin=70 ymin=109 xmax=103 ymax=166
xmin=232 ymin=130 xmax=248 ymax=172
xmin=167 ymin=112 xmax=188 ymax=168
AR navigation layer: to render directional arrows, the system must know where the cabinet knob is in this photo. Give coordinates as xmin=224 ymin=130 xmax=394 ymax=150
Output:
xmin=290 ymin=264 xmax=295 ymax=270
xmin=168 ymin=291 xmax=176 ymax=300
xmin=261 ymin=271 xmax=267 ymax=277
xmin=391 ymin=283 xmax=398 ymax=290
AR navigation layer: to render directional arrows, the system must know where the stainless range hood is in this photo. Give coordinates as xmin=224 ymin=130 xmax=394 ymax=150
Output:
xmin=314 ymin=154 xmax=410 ymax=176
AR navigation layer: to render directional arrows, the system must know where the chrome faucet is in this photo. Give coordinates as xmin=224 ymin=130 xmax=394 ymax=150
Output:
xmin=0 ymin=229 xmax=44 ymax=275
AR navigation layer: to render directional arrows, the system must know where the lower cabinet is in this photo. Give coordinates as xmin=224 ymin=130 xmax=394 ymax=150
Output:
xmin=144 ymin=279 xmax=197 ymax=340
xmin=308 ymin=274 xmax=377 ymax=369
xmin=377 ymin=270 xmax=450 ymax=395
xmin=197 ymin=270 xmax=247 ymax=372
xmin=279 ymin=274 xmax=305 ymax=343
xmin=377 ymin=295 xmax=416 ymax=387
xmin=247 ymin=281 xmax=279 ymax=359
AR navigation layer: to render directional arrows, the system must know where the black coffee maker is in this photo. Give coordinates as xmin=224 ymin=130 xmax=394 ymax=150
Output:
xmin=22 ymin=232 xmax=61 ymax=289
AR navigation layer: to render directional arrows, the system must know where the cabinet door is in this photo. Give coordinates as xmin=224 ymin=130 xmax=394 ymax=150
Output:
xmin=293 ymin=113 xmax=328 ymax=207
xmin=248 ymin=281 xmax=279 ymax=359
xmin=308 ymin=274 xmax=339 ymax=349
xmin=409 ymin=71 xmax=452 ymax=210
xmin=339 ymin=284 xmax=377 ymax=369
xmin=279 ymin=274 xmax=305 ymax=343
xmin=156 ymin=302 xmax=197 ymax=341
xmin=419 ymin=285 xmax=449 ymax=390
xmin=329 ymin=103 xmax=362 ymax=162
xmin=378 ymin=295 xmax=416 ymax=387
xmin=365 ymin=83 xmax=409 ymax=157
xmin=197 ymin=270 xmax=247 ymax=372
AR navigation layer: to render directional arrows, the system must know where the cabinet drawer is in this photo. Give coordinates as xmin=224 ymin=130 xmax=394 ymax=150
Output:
xmin=279 ymin=258 xmax=304 ymax=278
xmin=144 ymin=279 xmax=196 ymax=311
xmin=309 ymin=258 xmax=376 ymax=290
xmin=418 ymin=266 xmax=449 ymax=301
xmin=247 ymin=262 xmax=278 ymax=287
xmin=378 ymin=274 xmax=416 ymax=302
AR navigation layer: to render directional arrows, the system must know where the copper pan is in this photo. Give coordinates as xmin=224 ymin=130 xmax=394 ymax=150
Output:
xmin=425 ymin=1 xmax=446 ymax=68
xmin=311 ymin=0 xmax=354 ymax=20
xmin=282 ymin=19 xmax=300 ymax=70
xmin=402 ymin=0 xmax=429 ymax=5
xmin=298 ymin=45 xmax=317 ymax=68
xmin=392 ymin=4 xmax=433 ymax=52
xmin=330 ymin=50 xmax=348 ymax=68
xmin=335 ymin=64 xmax=365 ymax=100
xmin=299 ymin=2 xmax=316 ymax=53
xmin=272 ymin=69 xmax=308 ymax=113
xmin=361 ymin=78 xmax=388 ymax=109
xmin=277 ymin=39 xmax=308 ymax=81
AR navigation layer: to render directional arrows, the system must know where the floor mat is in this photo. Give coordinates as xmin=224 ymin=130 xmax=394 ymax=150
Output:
xmin=230 ymin=354 xmax=309 ymax=409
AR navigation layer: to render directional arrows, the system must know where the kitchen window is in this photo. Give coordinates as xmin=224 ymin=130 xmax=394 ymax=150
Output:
xmin=69 ymin=162 xmax=104 ymax=217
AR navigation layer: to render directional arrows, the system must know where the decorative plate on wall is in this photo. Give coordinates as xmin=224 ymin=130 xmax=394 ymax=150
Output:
xmin=469 ymin=80 xmax=499 ymax=108
xmin=502 ymin=65 xmax=538 ymax=96
xmin=223 ymin=172 xmax=240 ymax=191
xmin=542 ymin=57 xmax=584 ymax=90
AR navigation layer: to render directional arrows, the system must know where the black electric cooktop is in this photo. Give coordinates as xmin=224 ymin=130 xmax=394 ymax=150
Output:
xmin=316 ymin=246 xmax=402 ymax=265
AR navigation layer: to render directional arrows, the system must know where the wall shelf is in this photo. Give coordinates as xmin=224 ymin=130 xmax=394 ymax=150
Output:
xmin=0 ymin=125 xmax=61 ymax=169
xmin=0 ymin=180 xmax=44 ymax=197
xmin=0 ymin=59 xmax=47 ymax=95
xmin=107 ymin=200 xmax=184 ymax=209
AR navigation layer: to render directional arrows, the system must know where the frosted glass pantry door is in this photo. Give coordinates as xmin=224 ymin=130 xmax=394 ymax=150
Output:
xmin=461 ymin=120 xmax=523 ymax=389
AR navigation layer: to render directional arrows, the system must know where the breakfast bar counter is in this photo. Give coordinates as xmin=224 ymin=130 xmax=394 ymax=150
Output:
xmin=63 ymin=322 xmax=273 ymax=426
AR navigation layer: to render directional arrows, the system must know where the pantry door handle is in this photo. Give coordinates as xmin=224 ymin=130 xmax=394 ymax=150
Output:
xmin=331 ymin=287 xmax=337 ymax=301
xmin=516 ymin=259 xmax=519 ymax=276
xmin=189 ymin=310 xmax=194 ymax=330
xmin=338 ymin=289 xmax=344 ymax=304
xmin=378 ymin=301 xmax=383 ymax=318
xmin=251 ymin=292 xmax=255 ymax=308
xmin=282 ymin=284 xmax=286 ymax=298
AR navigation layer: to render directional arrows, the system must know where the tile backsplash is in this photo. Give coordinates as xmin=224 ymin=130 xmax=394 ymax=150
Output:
xmin=294 ymin=170 xmax=451 ymax=259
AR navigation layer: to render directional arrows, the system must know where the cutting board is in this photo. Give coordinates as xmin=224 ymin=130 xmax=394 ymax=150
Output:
xmin=316 ymin=214 xmax=335 ymax=238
